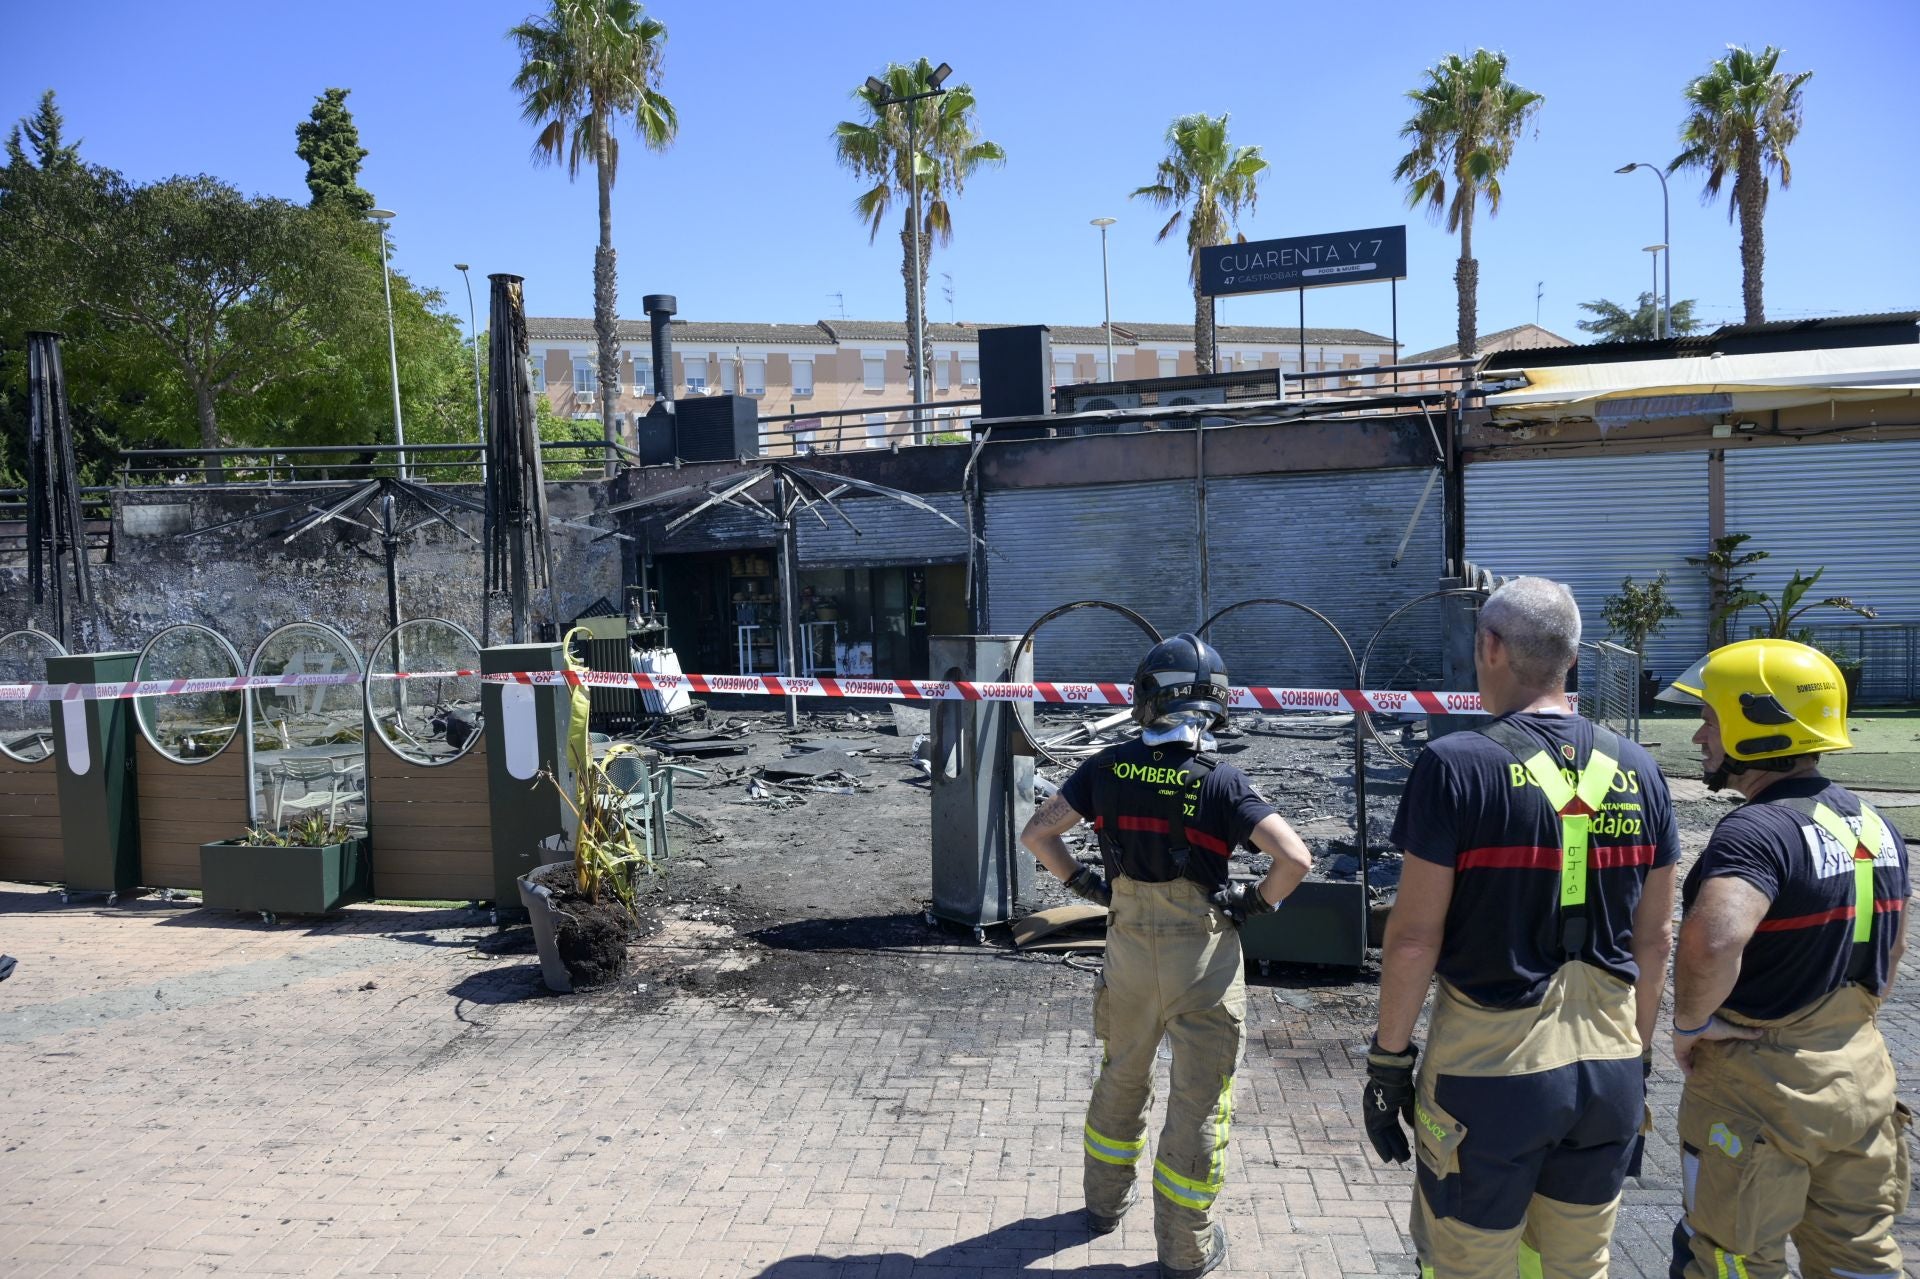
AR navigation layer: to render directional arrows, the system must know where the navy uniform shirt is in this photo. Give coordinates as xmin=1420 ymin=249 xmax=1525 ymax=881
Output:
xmin=1683 ymin=776 xmax=1909 ymax=1022
xmin=1391 ymin=712 xmax=1681 ymax=1009
xmin=1059 ymin=739 xmax=1277 ymax=892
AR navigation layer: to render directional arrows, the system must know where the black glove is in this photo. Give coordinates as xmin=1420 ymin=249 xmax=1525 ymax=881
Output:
xmin=1210 ymin=881 xmax=1276 ymax=926
xmin=1064 ymin=864 xmax=1112 ymax=907
xmin=1642 ymin=1048 xmax=1654 ymax=1081
xmin=1624 ymin=1048 xmax=1654 ymax=1179
xmin=1363 ymin=1039 xmax=1419 ymax=1165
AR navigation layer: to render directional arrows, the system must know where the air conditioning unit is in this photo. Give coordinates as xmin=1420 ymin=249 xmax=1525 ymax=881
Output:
xmin=1070 ymin=391 xmax=1142 ymax=436
xmin=1156 ymin=385 xmax=1227 ymax=429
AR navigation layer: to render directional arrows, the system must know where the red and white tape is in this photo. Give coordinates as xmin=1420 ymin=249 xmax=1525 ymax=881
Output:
xmin=0 ymin=666 xmax=1496 ymax=715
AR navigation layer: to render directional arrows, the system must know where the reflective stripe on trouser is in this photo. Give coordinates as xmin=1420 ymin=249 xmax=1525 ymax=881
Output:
xmin=1670 ymin=984 xmax=1911 ymax=1279
xmin=1409 ymin=963 xmax=1644 ymax=1279
xmin=1083 ymin=875 xmax=1244 ymax=1274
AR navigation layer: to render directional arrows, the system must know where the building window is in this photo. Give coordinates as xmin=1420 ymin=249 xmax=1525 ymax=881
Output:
xmin=960 ymin=356 xmax=980 ymax=386
xmin=530 ymin=362 xmax=545 ymax=393
xmin=934 ymin=355 xmax=950 ymax=392
xmin=865 ymin=413 xmax=888 ymax=442
xmin=1218 ymin=353 xmax=1234 ymax=372
xmin=685 ymin=356 xmax=707 ymax=393
xmin=1094 ymin=354 xmax=1110 ymax=383
xmin=572 ymin=361 xmax=595 ymax=396
xmin=1053 ymin=356 xmax=1075 ymax=386
xmin=744 ymin=358 xmax=766 ymax=396
xmin=720 ymin=357 xmax=737 ymax=394
xmin=634 ymin=358 xmax=652 ymax=397
xmin=863 ymin=355 xmax=886 ymax=391
xmin=792 ymin=359 xmax=814 ymax=397
xmin=1157 ymin=351 xmax=1178 ymax=379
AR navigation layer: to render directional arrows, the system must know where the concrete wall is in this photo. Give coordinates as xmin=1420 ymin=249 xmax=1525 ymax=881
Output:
xmin=0 ymin=483 xmax=625 ymax=658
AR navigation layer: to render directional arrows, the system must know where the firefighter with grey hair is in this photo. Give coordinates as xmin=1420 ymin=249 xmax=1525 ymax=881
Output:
xmin=1365 ymin=577 xmax=1680 ymax=1278
xmin=1022 ymin=632 xmax=1312 ymax=1278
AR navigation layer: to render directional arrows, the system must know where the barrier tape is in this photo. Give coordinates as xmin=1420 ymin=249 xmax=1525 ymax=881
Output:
xmin=0 ymin=666 xmax=1492 ymax=715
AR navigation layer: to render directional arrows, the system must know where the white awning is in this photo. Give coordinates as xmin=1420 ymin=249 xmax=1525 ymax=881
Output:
xmin=1484 ymin=343 xmax=1920 ymax=420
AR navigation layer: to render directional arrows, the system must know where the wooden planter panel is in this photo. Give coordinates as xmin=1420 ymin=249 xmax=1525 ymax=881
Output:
xmin=0 ymin=755 xmax=62 ymax=883
xmin=134 ymin=738 xmax=249 ymax=889
xmin=368 ymin=740 xmax=492 ymax=902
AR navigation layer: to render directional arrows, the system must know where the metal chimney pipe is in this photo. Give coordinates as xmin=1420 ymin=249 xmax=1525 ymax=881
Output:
xmin=643 ymin=294 xmax=677 ymax=407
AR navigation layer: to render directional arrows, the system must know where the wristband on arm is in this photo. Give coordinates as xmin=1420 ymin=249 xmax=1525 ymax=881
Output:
xmin=1672 ymin=1015 xmax=1716 ymax=1037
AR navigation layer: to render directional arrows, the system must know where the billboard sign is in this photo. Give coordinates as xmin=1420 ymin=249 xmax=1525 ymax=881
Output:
xmin=1199 ymin=225 xmax=1406 ymax=298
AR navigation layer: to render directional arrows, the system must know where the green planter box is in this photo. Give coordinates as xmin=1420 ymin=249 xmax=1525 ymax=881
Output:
xmin=199 ymin=837 xmax=371 ymax=918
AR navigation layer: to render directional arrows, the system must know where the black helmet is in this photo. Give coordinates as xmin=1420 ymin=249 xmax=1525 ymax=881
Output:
xmin=1131 ymin=632 xmax=1231 ymax=729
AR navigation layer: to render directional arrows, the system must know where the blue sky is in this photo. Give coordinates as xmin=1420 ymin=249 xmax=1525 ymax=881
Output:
xmin=5 ymin=0 xmax=1915 ymax=354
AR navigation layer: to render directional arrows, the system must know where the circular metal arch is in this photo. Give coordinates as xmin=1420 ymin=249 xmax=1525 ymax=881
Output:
xmin=247 ymin=621 xmax=366 ymax=827
xmin=1196 ymin=597 xmax=1359 ymax=682
xmin=363 ymin=618 xmax=484 ymax=767
xmin=134 ymin=623 xmax=247 ymax=765
xmin=0 ymin=628 xmax=69 ymax=763
xmin=1006 ymin=600 xmax=1163 ymax=770
xmin=1356 ymin=586 xmax=1490 ymax=769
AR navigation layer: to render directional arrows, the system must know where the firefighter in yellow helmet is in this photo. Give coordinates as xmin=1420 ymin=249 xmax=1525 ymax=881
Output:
xmin=1659 ymin=638 xmax=1912 ymax=1279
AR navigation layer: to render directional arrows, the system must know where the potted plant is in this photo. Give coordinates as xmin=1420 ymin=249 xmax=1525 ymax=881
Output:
xmin=1600 ymin=572 xmax=1681 ymax=708
xmin=200 ymin=814 xmax=370 ymax=924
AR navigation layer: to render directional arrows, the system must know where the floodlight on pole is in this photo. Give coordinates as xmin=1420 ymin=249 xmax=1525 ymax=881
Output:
xmin=456 ymin=264 xmax=486 ymax=486
xmin=369 ymin=208 xmax=407 ymax=478
xmin=1091 ymin=218 xmax=1116 ymax=379
xmin=1617 ymin=161 xmax=1672 ymax=339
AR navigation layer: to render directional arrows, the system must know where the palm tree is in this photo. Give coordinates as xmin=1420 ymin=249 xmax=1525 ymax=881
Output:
xmin=833 ymin=60 xmax=1004 ymax=400
xmin=1668 ymin=44 xmax=1810 ymax=325
xmin=510 ymin=0 xmax=676 ymax=472
xmin=1392 ymin=49 xmax=1542 ymax=358
xmin=1131 ymin=113 xmax=1266 ymax=374
xmin=1576 ymin=292 xmax=1702 ymax=341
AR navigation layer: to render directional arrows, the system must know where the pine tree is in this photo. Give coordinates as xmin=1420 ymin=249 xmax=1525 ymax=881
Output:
xmin=5 ymin=89 xmax=80 ymax=171
xmin=294 ymin=87 xmax=373 ymax=215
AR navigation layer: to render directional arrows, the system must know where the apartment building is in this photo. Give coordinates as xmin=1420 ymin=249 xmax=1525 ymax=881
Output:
xmin=526 ymin=316 xmax=1396 ymax=450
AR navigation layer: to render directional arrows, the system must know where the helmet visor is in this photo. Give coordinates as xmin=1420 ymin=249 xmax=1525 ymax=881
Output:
xmin=1656 ymin=654 xmax=1709 ymax=705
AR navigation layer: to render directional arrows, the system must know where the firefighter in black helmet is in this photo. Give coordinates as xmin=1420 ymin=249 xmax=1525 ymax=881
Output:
xmin=1022 ymin=632 xmax=1312 ymax=1279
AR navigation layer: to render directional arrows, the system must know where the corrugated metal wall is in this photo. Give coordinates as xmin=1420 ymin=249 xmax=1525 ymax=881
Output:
xmin=1725 ymin=441 xmax=1920 ymax=624
xmin=985 ymin=481 xmax=1197 ymax=681
xmin=1463 ymin=452 xmax=1709 ymax=680
xmin=797 ymin=493 xmax=968 ymax=568
xmin=1203 ymin=469 xmax=1444 ymax=689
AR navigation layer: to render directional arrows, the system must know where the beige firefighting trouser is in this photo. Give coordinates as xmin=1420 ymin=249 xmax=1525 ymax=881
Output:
xmin=1674 ymin=984 xmax=1912 ymax=1279
xmin=1083 ymin=876 xmax=1245 ymax=1273
xmin=1410 ymin=963 xmax=1646 ymax=1279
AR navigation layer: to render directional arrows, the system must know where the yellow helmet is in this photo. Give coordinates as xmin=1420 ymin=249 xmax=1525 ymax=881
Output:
xmin=1657 ymin=638 xmax=1851 ymax=761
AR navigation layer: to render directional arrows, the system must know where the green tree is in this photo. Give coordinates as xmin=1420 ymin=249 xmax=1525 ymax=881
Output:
xmin=1576 ymin=292 xmax=1702 ymax=341
xmin=1130 ymin=113 xmax=1266 ymax=375
xmin=5 ymin=90 xmax=81 ymax=173
xmin=1392 ymin=49 xmax=1543 ymax=358
xmin=510 ymin=0 xmax=677 ymax=473
xmin=834 ymin=60 xmax=1005 ymax=391
xmin=1668 ymin=45 xmax=1810 ymax=325
xmin=294 ymin=87 xmax=374 ymax=215
xmin=1601 ymin=572 xmax=1681 ymax=659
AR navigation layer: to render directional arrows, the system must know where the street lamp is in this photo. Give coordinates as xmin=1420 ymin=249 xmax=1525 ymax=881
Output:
xmin=455 ymin=263 xmax=486 ymax=485
xmin=1644 ymin=244 xmax=1667 ymax=339
xmin=866 ymin=61 xmax=953 ymax=439
xmin=1617 ymin=162 xmax=1672 ymax=339
xmin=1091 ymin=218 xmax=1116 ymax=380
xmin=368 ymin=208 xmax=407 ymax=478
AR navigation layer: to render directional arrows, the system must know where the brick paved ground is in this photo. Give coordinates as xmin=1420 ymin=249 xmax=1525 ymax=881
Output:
xmin=2 ymin=882 xmax=1916 ymax=1278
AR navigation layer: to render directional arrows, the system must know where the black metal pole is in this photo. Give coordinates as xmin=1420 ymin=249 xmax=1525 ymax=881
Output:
xmin=1391 ymin=278 xmax=1399 ymax=394
xmin=1297 ymin=288 xmax=1306 ymax=397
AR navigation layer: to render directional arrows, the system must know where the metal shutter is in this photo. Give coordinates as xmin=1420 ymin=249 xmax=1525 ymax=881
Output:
xmin=797 ymin=493 xmax=969 ymax=568
xmin=1203 ymin=468 xmax=1444 ymax=689
xmin=1464 ymin=452 xmax=1710 ymax=681
xmin=985 ymin=481 xmax=1196 ymax=681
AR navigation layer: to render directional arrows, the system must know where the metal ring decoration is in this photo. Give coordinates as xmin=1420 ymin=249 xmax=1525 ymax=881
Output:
xmin=134 ymin=623 xmax=247 ymax=765
xmin=0 ymin=628 xmax=69 ymax=763
xmin=363 ymin=618 xmax=484 ymax=766
xmin=1196 ymin=597 xmax=1360 ymax=680
xmin=1356 ymin=586 xmax=1490 ymax=770
xmin=1008 ymin=600 xmax=1163 ymax=770
xmin=247 ymin=621 xmax=365 ymax=828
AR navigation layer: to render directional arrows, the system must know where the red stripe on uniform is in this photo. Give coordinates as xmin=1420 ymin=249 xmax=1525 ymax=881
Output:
xmin=1457 ymin=845 xmax=1561 ymax=871
xmin=1117 ymin=815 xmax=1170 ymax=835
xmin=1590 ymin=844 xmax=1659 ymax=869
xmin=1186 ymin=828 xmax=1229 ymax=857
xmin=1753 ymin=898 xmax=1904 ymax=933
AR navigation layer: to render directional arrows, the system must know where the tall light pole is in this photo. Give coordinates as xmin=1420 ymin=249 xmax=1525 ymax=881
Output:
xmin=867 ymin=62 xmax=952 ymax=440
xmin=455 ymin=264 xmax=486 ymax=485
xmin=1091 ymin=217 xmax=1116 ymax=380
xmin=368 ymin=208 xmax=407 ymax=478
xmin=1617 ymin=162 xmax=1672 ymax=339
xmin=1644 ymin=244 xmax=1667 ymax=338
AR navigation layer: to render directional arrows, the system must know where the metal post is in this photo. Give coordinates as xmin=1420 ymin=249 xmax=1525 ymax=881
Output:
xmin=775 ymin=473 xmax=800 ymax=728
xmin=370 ymin=210 xmax=407 ymax=479
xmin=1619 ymin=162 xmax=1674 ymax=339
xmin=457 ymin=264 xmax=486 ymax=487
xmin=1644 ymin=244 xmax=1667 ymax=339
xmin=1092 ymin=218 xmax=1116 ymax=379
xmin=907 ymin=98 xmax=926 ymax=444
xmin=1391 ymin=278 xmax=1399 ymax=394
xmin=1296 ymin=287 xmax=1306 ymax=397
